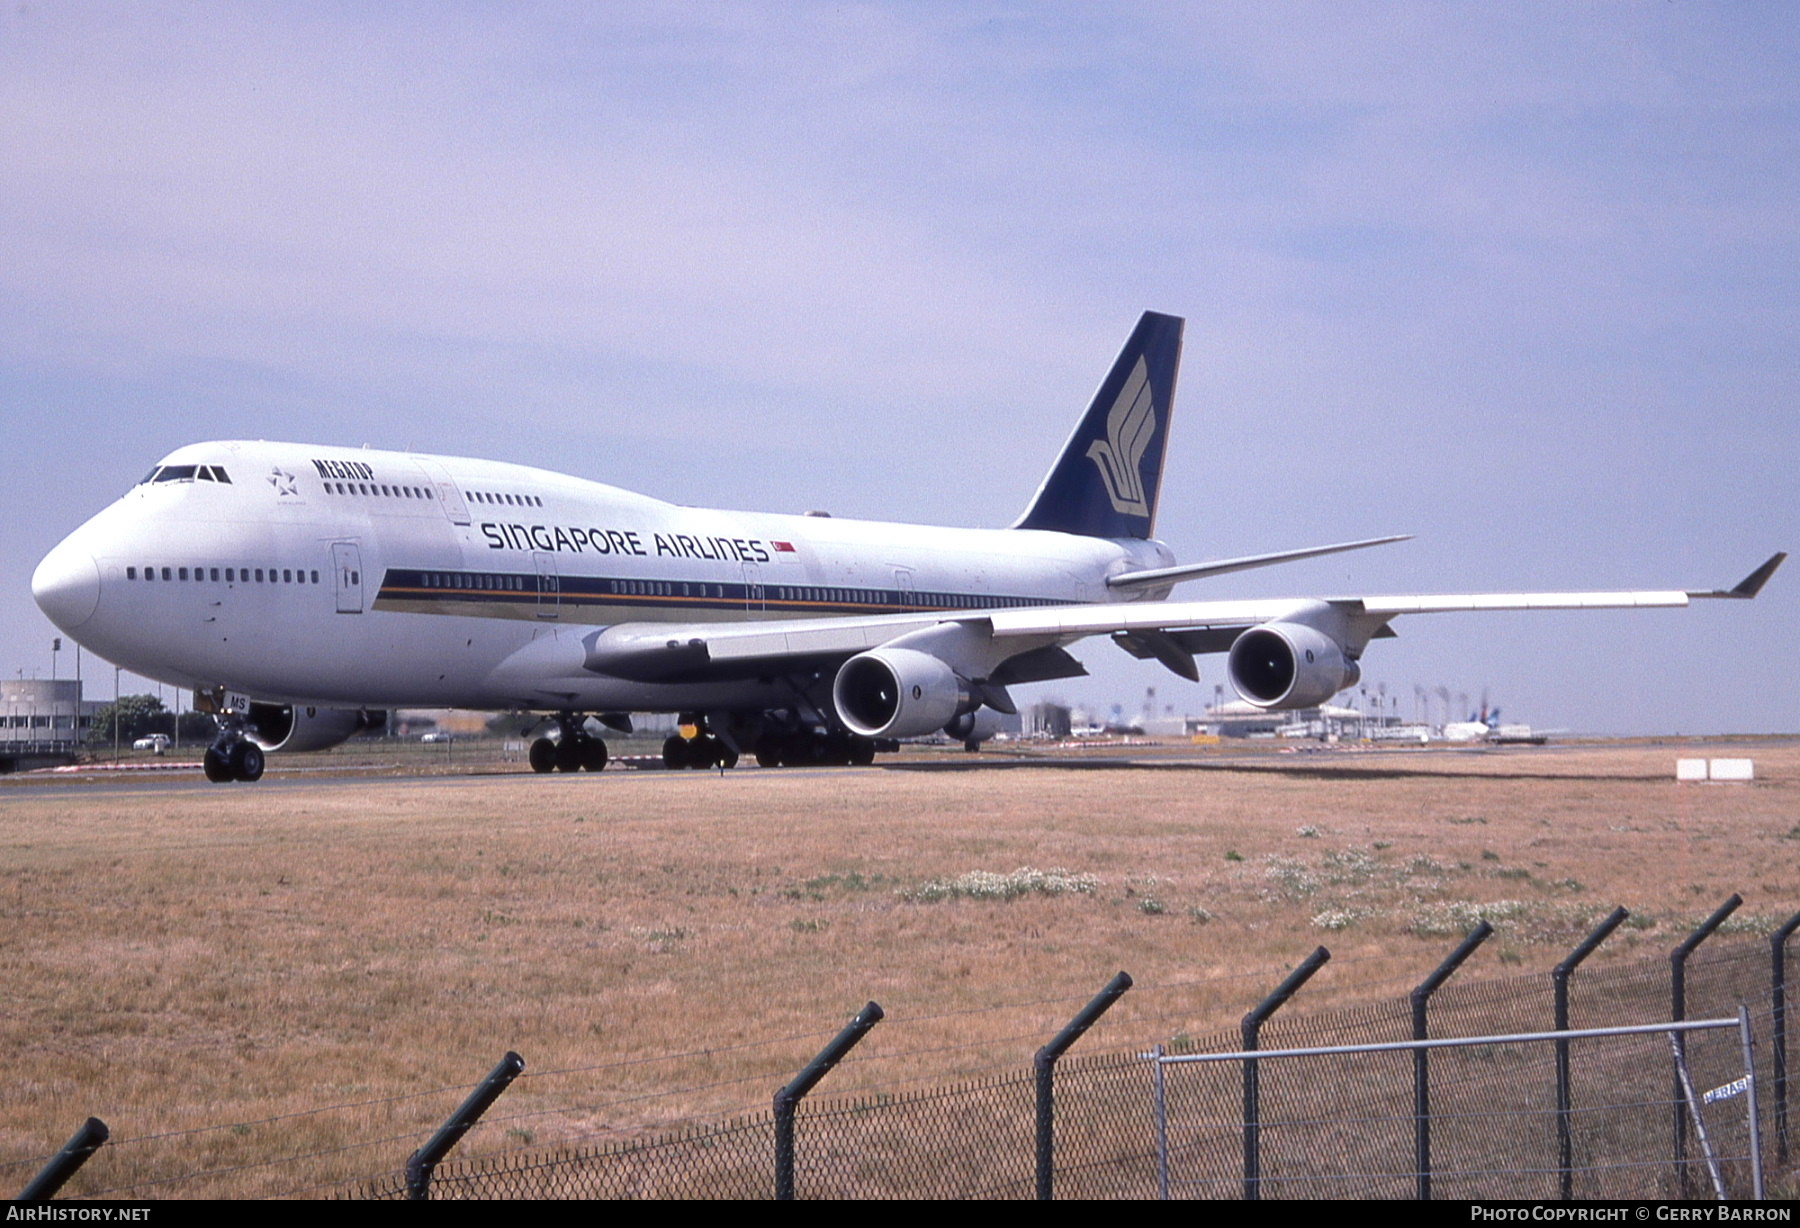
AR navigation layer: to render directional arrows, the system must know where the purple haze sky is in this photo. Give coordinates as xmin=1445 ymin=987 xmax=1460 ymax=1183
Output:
xmin=3 ymin=4 xmax=1795 ymax=733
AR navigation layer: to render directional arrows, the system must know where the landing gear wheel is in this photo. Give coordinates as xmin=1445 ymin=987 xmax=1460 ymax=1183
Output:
xmin=529 ymin=737 xmax=557 ymax=774
xmin=203 ymin=746 xmax=233 ymax=783
xmin=581 ymin=739 xmax=608 ymax=772
xmin=662 ymin=734 xmax=689 ymax=770
xmin=717 ymin=747 xmax=739 ymax=770
xmin=849 ymin=738 xmax=876 ymax=767
xmin=754 ymin=735 xmax=781 ymax=768
xmin=230 ymin=741 xmax=265 ymax=783
xmin=555 ymin=738 xmax=584 ymax=772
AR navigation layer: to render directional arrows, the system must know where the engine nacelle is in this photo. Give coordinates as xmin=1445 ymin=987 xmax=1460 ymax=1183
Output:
xmin=833 ymin=649 xmax=973 ymax=739
xmin=247 ymin=703 xmax=388 ymax=753
xmin=1227 ymin=622 xmax=1360 ymax=710
xmin=943 ymin=708 xmax=1009 ymax=747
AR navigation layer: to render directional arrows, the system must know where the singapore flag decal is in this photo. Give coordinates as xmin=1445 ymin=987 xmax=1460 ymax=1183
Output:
xmin=1084 ymin=356 xmax=1156 ymax=518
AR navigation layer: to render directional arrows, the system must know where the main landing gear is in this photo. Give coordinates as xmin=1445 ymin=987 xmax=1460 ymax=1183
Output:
xmin=661 ymin=731 xmax=738 ymax=770
xmin=203 ymin=720 xmax=265 ymax=783
xmin=528 ymin=713 xmax=609 ymax=774
xmin=752 ymin=728 xmax=877 ymax=768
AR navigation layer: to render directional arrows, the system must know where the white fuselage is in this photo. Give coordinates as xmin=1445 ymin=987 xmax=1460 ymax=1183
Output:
xmin=34 ymin=441 xmax=1174 ymax=713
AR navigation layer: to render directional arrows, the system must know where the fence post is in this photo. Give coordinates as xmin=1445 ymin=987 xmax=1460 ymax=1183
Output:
xmin=16 ymin=1118 xmax=109 ymax=1202
xmin=1242 ymin=946 xmax=1330 ymax=1200
xmin=1672 ymin=894 xmax=1740 ymax=1196
xmin=1774 ymin=910 xmax=1800 ymax=1164
xmin=1411 ymin=921 xmax=1492 ymax=1200
xmin=1554 ymin=905 xmax=1629 ymax=1200
xmin=1738 ymin=1004 xmax=1767 ymax=1200
xmin=774 ymin=1001 xmax=883 ymax=1201
xmin=1034 ymin=970 xmax=1132 ymax=1200
xmin=406 ymin=1051 xmax=525 ymax=1200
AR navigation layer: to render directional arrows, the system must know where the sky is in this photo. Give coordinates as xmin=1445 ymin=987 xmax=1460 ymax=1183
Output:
xmin=2 ymin=3 xmax=1795 ymax=734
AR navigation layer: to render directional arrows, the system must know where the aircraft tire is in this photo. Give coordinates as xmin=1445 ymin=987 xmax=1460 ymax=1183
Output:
xmin=528 ymin=737 xmax=557 ymax=774
xmin=231 ymin=741 xmax=265 ymax=782
xmin=662 ymin=734 xmax=689 ymax=770
xmin=203 ymin=746 xmax=234 ymax=783
xmin=718 ymin=747 xmax=739 ymax=770
xmin=849 ymin=738 xmax=876 ymax=767
xmin=754 ymin=736 xmax=781 ymax=768
xmin=581 ymin=738 xmax=608 ymax=772
xmin=555 ymin=738 xmax=584 ymax=772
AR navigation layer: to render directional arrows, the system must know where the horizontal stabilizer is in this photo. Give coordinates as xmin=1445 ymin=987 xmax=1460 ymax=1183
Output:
xmin=1107 ymin=535 xmax=1412 ymax=591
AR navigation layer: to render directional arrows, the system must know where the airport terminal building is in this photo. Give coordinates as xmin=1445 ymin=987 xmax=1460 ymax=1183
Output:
xmin=1 ymin=679 xmax=96 ymax=764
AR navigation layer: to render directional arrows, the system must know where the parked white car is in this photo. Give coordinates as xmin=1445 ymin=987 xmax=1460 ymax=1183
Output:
xmin=132 ymin=734 xmax=171 ymax=754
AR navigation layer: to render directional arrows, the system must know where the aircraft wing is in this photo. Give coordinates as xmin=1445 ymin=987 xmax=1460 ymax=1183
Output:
xmin=582 ymin=553 xmax=1784 ymax=692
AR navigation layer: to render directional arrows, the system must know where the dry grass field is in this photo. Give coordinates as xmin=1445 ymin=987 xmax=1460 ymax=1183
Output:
xmin=1 ymin=738 xmax=1796 ymax=1198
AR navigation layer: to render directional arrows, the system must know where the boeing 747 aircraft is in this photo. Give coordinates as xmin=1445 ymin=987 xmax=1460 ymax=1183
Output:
xmin=31 ymin=313 xmax=1784 ymax=782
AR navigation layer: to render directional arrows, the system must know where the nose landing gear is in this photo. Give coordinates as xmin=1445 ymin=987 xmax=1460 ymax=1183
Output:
xmin=203 ymin=719 xmax=266 ymax=783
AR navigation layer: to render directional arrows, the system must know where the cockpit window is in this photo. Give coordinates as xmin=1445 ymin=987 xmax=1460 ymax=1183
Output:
xmin=139 ymin=464 xmax=230 ymax=485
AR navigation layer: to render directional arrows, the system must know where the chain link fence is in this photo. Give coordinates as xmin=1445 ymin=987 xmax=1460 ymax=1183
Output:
xmin=330 ymin=931 xmax=1795 ymax=1200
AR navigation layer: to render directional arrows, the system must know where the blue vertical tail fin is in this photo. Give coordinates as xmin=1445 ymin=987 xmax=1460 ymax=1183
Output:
xmin=1011 ymin=311 xmax=1184 ymax=539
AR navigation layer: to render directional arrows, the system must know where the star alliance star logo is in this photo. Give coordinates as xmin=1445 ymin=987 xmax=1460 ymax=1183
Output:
xmin=1085 ymin=355 xmax=1156 ymax=517
xmin=268 ymin=468 xmax=299 ymax=497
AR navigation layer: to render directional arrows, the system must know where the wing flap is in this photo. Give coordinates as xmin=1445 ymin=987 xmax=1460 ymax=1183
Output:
xmin=1354 ymin=591 xmax=1690 ymax=615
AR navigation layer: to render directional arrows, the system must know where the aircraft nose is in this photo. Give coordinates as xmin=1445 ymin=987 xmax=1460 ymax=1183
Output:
xmin=32 ymin=540 xmax=101 ymax=631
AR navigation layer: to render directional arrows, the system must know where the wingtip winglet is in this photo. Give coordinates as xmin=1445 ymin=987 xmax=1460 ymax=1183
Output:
xmin=1730 ymin=551 xmax=1786 ymax=598
xmin=1691 ymin=552 xmax=1786 ymax=600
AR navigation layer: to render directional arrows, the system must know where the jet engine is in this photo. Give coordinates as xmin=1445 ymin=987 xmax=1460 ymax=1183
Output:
xmin=246 ymin=703 xmax=388 ymax=753
xmin=1227 ymin=622 xmax=1360 ymax=710
xmin=944 ymin=708 xmax=1009 ymax=748
xmin=833 ymin=648 xmax=974 ymax=739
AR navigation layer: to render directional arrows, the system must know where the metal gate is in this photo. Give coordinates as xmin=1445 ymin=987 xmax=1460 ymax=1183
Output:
xmin=1148 ymin=1013 xmax=1765 ymax=1200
